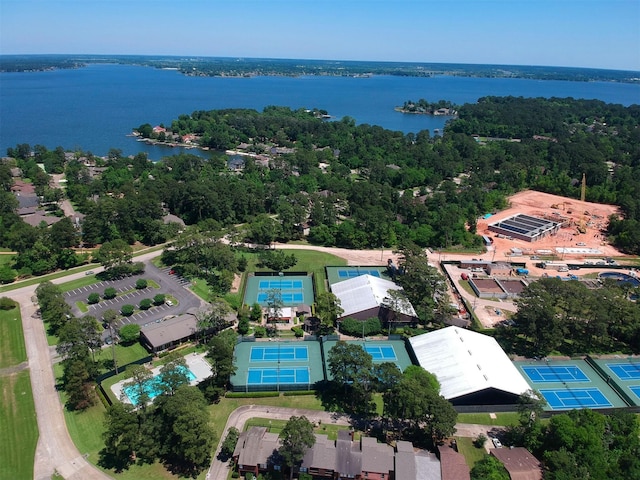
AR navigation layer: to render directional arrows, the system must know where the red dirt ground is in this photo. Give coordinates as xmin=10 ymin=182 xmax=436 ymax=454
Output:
xmin=477 ymin=190 xmax=624 ymax=263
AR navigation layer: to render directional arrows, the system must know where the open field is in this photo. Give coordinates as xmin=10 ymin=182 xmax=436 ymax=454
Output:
xmin=0 ymin=302 xmax=38 ymax=480
xmin=0 ymin=371 xmax=39 ymax=480
xmin=0 ymin=304 xmax=27 ymax=368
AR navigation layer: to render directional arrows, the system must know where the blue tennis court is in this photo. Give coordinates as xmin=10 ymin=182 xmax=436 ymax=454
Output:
xmin=257 ymin=292 xmax=304 ymax=303
xmin=250 ymin=345 xmax=309 ymax=362
xmin=607 ymin=363 xmax=640 ymax=380
xmin=337 ymin=269 xmax=381 ymax=279
xmin=540 ymin=388 xmax=612 ymax=409
xmin=522 ymin=365 xmax=589 ymax=383
xmin=364 ymin=344 xmax=397 ymax=361
xmin=259 ymin=280 xmax=304 ymax=289
xmin=630 ymin=386 xmax=640 ymax=400
xmin=247 ymin=367 xmax=310 ymax=385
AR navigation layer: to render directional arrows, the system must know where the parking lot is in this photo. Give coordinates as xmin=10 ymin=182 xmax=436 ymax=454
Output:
xmin=64 ymin=261 xmax=204 ymax=338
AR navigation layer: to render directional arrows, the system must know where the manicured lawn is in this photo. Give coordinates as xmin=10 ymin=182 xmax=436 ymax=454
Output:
xmin=457 ymin=412 xmax=519 ymax=426
xmin=0 ymin=263 xmax=99 ymax=294
xmin=455 ymin=436 xmax=487 ymax=468
xmin=0 ymin=371 xmax=39 ymax=480
xmin=190 ymin=277 xmax=211 ymax=301
xmin=60 ymin=274 xmax=102 ymax=293
xmin=245 ymin=417 xmax=353 ymax=441
xmin=0 ymin=305 xmax=27 ymax=368
xmin=279 ymin=249 xmax=347 ymax=295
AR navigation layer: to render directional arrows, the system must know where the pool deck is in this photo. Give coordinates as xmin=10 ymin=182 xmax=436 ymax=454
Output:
xmin=111 ymin=352 xmax=213 ymax=404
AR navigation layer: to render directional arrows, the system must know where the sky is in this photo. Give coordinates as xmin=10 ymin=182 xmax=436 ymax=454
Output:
xmin=1 ymin=0 xmax=639 ymax=71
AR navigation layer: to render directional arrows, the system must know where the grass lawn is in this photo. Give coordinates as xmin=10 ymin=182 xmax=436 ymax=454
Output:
xmin=190 ymin=277 xmax=211 ymax=301
xmin=455 ymin=436 xmax=487 ymax=469
xmin=0 ymin=370 xmax=38 ymax=480
xmin=0 ymin=305 xmax=27 ymax=368
xmin=457 ymin=412 xmax=520 ymax=427
xmin=59 ymin=274 xmax=101 ymax=293
xmin=244 ymin=417 xmax=354 ymax=441
xmin=0 ymin=263 xmax=99 ymax=294
xmin=279 ymin=249 xmax=346 ymax=295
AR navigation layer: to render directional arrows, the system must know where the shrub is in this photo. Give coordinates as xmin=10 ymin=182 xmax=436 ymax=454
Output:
xmin=339 ymin=317 xmax=382 ymax=337
xmin=103 ymin=287 xmax=117 ymax=299
xmin=139 ymin=298 xmax=152 ymax=310
xmin=473 ymin=433 xmax=487 ymax=448
xmin=153 ymin=293 xmax=166 ymax=305
xmin=135 ymin=278 xmax=148 ymax=289
xmin=254 ymin=326 xmax=266 ymax=338
xmin=120 ymin=304 xmax=135 ymax=316
xmin=238 ymin=317 xmax=250 ymax=335
xmin=87 ymin=292 xmax=100 ymax=304
xmin=292 ymin=326 xmax=304 ymax=337
xmin=0 ymin=297 xmax=16 ymax=310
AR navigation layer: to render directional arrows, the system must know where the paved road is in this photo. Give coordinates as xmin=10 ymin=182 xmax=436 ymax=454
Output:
xmin=6 ymin=250 xmax=163 ymax=480
xmin=11 ymin=283 xmax=114 ymax=480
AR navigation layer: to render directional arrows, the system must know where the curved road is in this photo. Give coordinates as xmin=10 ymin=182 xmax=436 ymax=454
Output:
xmin=7 ymin=245 xmax=508 ymax=479
xmin=206 ymin=405 xmax=500 ymax=480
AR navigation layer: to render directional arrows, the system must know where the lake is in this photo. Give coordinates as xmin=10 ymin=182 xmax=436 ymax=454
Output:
xmin=1 ymin=63 xmax=638 ymax=159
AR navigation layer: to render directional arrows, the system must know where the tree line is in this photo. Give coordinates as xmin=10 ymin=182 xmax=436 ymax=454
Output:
xmin=496 ymin=277 xmax=640 ymax=356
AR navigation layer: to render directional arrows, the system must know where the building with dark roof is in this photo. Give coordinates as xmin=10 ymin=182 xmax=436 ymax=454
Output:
xmin=489 ymin=214 xmax=560 ymax=243
xmin=234 ymin=426 xmax=411 ymax=479
xmin=140 ymin=314 xmax=198 ymax=353
xmin=491 ymin=447 xmax=543 ymax=480
xmin=437 ymin=444 xmax=470 ymax=480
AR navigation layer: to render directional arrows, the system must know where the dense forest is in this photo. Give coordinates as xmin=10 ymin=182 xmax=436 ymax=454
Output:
xmin=1 ymin=96 xmax=639 ymax=283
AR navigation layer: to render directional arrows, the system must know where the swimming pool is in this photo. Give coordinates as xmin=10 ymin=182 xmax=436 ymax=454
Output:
xmin=598 ymin=272 xmax=640 ymax=287
xmin=123 ymin=366 xmax=196 ymax=406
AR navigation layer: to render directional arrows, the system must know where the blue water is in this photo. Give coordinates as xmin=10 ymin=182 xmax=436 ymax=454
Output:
xmin=123 ymin=366 xmax=196 ymax=406
xmin=1 ymin=63 xmax=639 ymax=158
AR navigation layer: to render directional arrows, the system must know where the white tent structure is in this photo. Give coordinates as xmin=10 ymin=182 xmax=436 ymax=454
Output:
xmin=409 ymin=326 xmax=531 ymax=405
xmin=331 ymin=274 xmax=417 ymax=321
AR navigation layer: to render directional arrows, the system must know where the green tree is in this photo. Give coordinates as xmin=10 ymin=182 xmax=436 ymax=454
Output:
xmin=99 ymin=402 xmax=140 ymax=471
xmin=122 ymin=365 xmax=153 ymax=408
xmin=219 ymin=427 xmax=240 ymax=460
xmin=158 ymin=354 xmax=191 ymax=396
xmin=314 ymin=292 xmax=343 ymax=326
xmin=135 ymin=278 xmax=148 ymax=289
xmin=139 ymin=298 xmax=152 ymax=310
xmin=155 ymin=386 xmax=215 ymax=476
xmin=118 ymin=324 xmax=141 ymax=345
xmin=104 ymin=287 xmax=117 ymax=299
xmin=153 ymin=293 xmax=166 ymax=305
xmin=278 ymin=416 xmax=316 ymax=480
xmin=394 ymin=242 xmax=446 ymax=324
xmin=196 ymin=299 xmax=232 ymax=343
xmin=96 ymin=239 xmax=133 ymax=273
xmin=102 ymin=308 xmax=120 ymax=373
xmin=470 ymin=455 xmax=510 ymax=480
xmin=121 ymin=304 xmax=134 ymax=316
xmin=87 ymin=292 xmax=100 ymax=304
xmin=257 ymin=249 xmax=297 ymax=271
xmin=63 ymin=358 xmax=95 ymax=410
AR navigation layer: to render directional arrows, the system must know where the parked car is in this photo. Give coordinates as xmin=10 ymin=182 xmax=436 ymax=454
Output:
xmin=492 ymin=437 xmax=503 ymax=448
xmin=85 ymin=270 xmax=94 ymax=275
xmin=165 ymin=300 xmax=174 ymax=306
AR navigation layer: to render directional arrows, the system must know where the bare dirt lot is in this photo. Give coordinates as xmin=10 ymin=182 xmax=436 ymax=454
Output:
xmin=477 ymin=190 xmax=624 ymax=262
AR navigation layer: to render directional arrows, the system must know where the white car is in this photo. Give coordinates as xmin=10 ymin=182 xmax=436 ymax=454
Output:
xmin=165 ymin=300 xmax=174 ymax=306
xmin=492 ymin=438 xmax=503 ymax=448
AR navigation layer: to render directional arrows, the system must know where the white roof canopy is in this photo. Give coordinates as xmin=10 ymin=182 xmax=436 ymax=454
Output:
xmin=409 ymin=326 xmax=530 ymax=400
xmin=331 ymin=274 xmax=416 ymax=318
